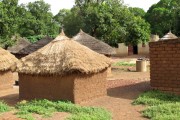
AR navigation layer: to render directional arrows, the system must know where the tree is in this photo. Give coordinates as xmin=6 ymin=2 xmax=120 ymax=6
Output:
xmin=129 ymin=7 xmax=146 ymax=18
xmin=63 ymin=0 xmax=150 ymax=47
xmin=26 ymin=0 xmax=59 ymax=36
xmin=145 ymin=0 xmax=180 ymax=36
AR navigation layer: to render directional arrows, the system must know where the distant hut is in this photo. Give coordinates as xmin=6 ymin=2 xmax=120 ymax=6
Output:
xmin=73 ymin=30 xmax=114 ymax=77
xmin=160 ymin=31 xmax=178 ymax=40
xmin=0 ymin=47 xmax=18 ymax=90
xmin=18 ymin=36 xmax=53 ymax=56
xmin=17 ymin=31 xmax=111 ymax=103
xmin=73 ymin=30 xmax=115 ymax=56
xmin=7 ymin=37 xmax=31 ymax=59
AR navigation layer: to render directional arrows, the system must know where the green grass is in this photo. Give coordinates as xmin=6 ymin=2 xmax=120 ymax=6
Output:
xmin=16 ymin=99 xmax=111 ymax=120
xmin=0 ymin=101 xmax=10 ymax=114
xmin=133 ymin=90 xmax=180 ymax=120
xmin=112 ymin=61 xmax=136 ymax=67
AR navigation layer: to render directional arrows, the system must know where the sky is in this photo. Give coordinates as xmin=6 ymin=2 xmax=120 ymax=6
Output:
xmin=19 ymin=0 xmax=160 ymax=15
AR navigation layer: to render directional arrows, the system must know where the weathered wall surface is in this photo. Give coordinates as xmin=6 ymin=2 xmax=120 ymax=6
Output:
xmin=0 ymin=70 xmax=14 ymax=90
xmin=19 ymin=70 xmax=107 ymax=103
xmin=149 ymin=38 xmax=180 ymax=94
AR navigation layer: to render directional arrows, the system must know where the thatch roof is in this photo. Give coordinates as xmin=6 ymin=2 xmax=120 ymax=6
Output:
xmin=73 ymin=30 xmax=115 ymax=55
xmin=160 ymin=31 xmax=178 ymax=40
xmin=0 ymin=47 xmax=18 ymax=71
xmin=17 ymin=31 xmax=111 ymax=75
xmin=19 ymin=36 xmax=53 ymax=55
xmin=7 ymin=37 xmax=31 ymax=54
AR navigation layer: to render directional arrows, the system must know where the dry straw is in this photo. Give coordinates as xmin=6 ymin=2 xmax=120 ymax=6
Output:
xmin=73 ymin=29 xmax=115 ymax=55
xmin=19 ymin=36 xmax=53 ymax=55
xmin=0 ymin=47 xmax=18 ymax=71
xmin=160 ymin=31 xmax=178 ymax=40
xmin=17 ymin=31 xmax=112 ymax=75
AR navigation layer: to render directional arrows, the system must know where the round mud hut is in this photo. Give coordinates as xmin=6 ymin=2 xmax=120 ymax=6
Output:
xmin=0 ymin=47 xmax=18 ymax=90
xmin=73 ymin=30 xmax=115 ymax=77
xmin=7 ymin=37 xmax=31 ymax=59
xmin=17 ymin=32 xmax=111 ymax=103
xmin=18 ymin=36 xmax=53 ymax=56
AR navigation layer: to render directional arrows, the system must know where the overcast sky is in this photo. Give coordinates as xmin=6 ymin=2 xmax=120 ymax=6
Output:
xmin=19 ymin=0 xmax=160 ymax=15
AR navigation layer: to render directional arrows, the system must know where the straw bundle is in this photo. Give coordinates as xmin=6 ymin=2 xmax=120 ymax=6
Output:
xmin=17 ymin=32 xmax=112 ymax=75
xmin=73 ymin=30 xmax=115 ymax=55
xmin=0 ymin=47 xmax=18 ymax=71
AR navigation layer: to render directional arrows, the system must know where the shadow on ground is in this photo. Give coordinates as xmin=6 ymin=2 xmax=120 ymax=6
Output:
xmin=0 ymin=93 xmax=19 ymax=106
xmin=107 ymin=81 xmax=151 ymax=100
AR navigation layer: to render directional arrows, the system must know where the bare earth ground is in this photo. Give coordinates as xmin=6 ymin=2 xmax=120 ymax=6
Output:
xmin=0 ymin=56 xmax=151 ymax=120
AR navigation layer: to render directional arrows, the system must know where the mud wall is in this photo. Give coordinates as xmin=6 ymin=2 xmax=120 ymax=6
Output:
xmin=19 ymin=70 xmax=107 ymax=103
xmin=0 ymin=70 xmax=14 ymax=90
xmin=149 ymin=38 xmax=180 ymax=94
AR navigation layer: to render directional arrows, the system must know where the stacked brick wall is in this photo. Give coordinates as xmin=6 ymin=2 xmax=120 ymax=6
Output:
xmin=149 ymin=38 xmax=180 ymax=94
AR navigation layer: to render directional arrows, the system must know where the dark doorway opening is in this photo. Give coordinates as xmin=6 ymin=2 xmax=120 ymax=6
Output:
xmin=133 ymin=45 xmax=138 ymax=54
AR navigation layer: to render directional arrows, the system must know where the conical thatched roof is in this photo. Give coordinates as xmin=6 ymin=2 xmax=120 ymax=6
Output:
xmin=7 ymin=37 xmax=31 ymax=54
xmin=160 ymin=31 xmax=178 ymax=40
xmin=19 ymin=36 xmax=53 ymax=55
xmin=0 ymin=47 xmax=18 ymax=71
xmin=73 ymin=30 xmax=115 ymax=55
xmin=17 ymin=32 xmax=111 ymax=75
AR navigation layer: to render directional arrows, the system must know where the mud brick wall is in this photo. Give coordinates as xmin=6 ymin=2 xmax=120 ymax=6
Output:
xmin=19 ymin=69 xmax=107 ymax=104
xmin=149 ymin=38 xmax=180 ymax=94
xmin=0 ymin=70 xmax=14 ymax=90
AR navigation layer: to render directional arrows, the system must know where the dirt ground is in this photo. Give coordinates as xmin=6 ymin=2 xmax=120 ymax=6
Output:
xmin=0 ymin=56 xmax=151 ymax=120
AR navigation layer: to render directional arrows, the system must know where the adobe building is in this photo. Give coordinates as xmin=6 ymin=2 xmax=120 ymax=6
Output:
xmin=149 ymin=31 xmax=180 ymax=94
xmin=17 ymin=31 xmax=111 ymax=103
xmin=0 ymin=47 xmax=18 ymax=90
xmin=115 ymin=34 xmax=159 ymax=57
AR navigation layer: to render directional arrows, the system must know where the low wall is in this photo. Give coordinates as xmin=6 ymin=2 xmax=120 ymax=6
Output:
xmin=0 ymin=70 xmax=14 ymax=90
xmin=19 ymin=70 xmax=107 ymax=103
xmin=149 ymin=38 xmax=180 ymax=94
xmin=138 ymin=43 xmax=149 ymax=55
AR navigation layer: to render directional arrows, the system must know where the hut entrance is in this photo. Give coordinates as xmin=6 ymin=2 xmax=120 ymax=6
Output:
xmin=133 ymin=45 xmax=138 ymax=54
xmin=128 ymin=45 xmax=138 ymax=55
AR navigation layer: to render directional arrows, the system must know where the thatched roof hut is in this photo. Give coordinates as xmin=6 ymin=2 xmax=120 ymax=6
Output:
xmin=19 ymin=36 xmax=53 ymax=55
xmin=17 ymin=31 xmax=111 ymax=103
xmin=73 ymin=30 xmax=115 ymax=56
xmin=0 ymin=47 xmax=18 ymax=90
xmin=160 ymin=31 xmax=178 ymax=40
xmin=7 ymin=37 xmax=31 ymax=58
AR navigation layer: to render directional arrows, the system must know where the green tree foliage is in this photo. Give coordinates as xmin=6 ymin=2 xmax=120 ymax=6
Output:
xmin=146 ymin=0 xmax=180 ymax=36
xmin=60 ymin=0 xmax=150 ymax=47
xmin=0 ymin=0 xmax=59 ymax=48
xmin=129 ymin=7 xmax=146 ymax=18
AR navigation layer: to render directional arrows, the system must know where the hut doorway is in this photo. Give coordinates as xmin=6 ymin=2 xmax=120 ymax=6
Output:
xmin=133 ymin=45 xmax=138 ymax=54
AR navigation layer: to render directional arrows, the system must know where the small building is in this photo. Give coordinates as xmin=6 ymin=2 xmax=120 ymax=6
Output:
xmin=18 ymin=36 xmax=53 ymax=56
xmin=7 ymin=37 xmax=31 ymax=59
xmin=115 ymin=35 xmax=160 ymax=57
xmin=160 ymin=31 xmax=178 ymax=40
xmin=17 ymin=31 xmax=111 ymax=103
xmin=0 ymin=47 xmax=18 ymax=90
xmin=73 ymin=30 xmax=115 ymax=56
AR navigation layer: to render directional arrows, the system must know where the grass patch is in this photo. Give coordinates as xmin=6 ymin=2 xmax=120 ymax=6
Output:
xmin=0 ymin=101 xmax=10 ymax=113
xmin=112 ymin=61 xmax=135 ymax=67
xmin=16 ymin=99 xmax=111 ymax=120
xmin=133 ymin=90 xmax=180 ymax=120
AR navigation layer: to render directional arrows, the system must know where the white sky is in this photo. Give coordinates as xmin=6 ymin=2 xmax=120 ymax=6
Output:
xmin=19 ymin=0 xmax=160 ymax=15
